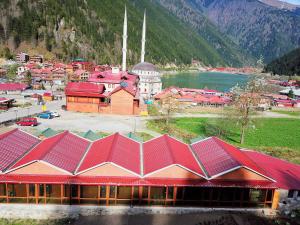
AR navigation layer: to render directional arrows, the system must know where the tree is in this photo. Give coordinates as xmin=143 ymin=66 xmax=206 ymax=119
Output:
xmin=25 ymin=71 xmax=32 ymax=86
xmin=288 ymin=89 xmax=294 ymax=99
xmin=159 ymin=92 xmax=180 ymax=128
xmin=6 ymin=64 xmax=18 ymax=81
xmin=228 ymin=78 xmax=266 ymax=144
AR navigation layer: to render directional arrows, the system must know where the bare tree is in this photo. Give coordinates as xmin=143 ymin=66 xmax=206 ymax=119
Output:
xmin=229 ymin=78 xmax=266 ymax=144
xmin=160 ymin=91 xmax=180 ymax=127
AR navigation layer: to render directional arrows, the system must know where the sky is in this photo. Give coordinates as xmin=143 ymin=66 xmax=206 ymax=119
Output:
xmin=281 ymin=0 xmax=300 ymax=5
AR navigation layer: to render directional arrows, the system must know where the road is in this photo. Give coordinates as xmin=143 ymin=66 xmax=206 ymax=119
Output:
xmin=0 ymin=100 xmax=64 ymax=124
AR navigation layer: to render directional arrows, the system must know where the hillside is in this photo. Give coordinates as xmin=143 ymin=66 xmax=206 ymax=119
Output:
xmin=157 ymin=0 xmax=300 ymax=63
xmin=0 ymin=0 xmax=252 ymax=66
xmin=264 ymin=47 xmax=300 ymax=75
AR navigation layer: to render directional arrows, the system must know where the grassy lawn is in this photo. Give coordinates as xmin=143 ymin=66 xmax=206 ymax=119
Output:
xmin=272 ymin=110 xmax=300 ymax=117
xmin=147 ymin=117 xmax=300 ymax=164
xmin=0 ymin=218 xmax=73 ymax=225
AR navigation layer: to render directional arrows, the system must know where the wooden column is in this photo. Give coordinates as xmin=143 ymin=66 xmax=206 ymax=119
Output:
xmin=44 ymin=184 xmax=46 ymax=204
xmin=138 ymin=186 xmax=143 ymax=204
xmin=97 ymin=186 xmax=100 ymax=204
xmin=272 ymin=190 xmax=280 ymax=210
xmin=147 ymin=186 xmax=151 ymax=205
xmin=106 ymin=185 xmax=110 ymax=206
xmin=78 ymin=185 xmax=81 ymax=204
xmin=173 ymin=187 xmax=177 ymax=206
xmin=5 ymin=183 xmax=8 ymax=203
xmin=35 ymin=184 xmax=38 ymax=204
xmin=26 ymin=184 xmax=29 ymax=204
xmin=60 ymin=184 xmax=64 ymax=204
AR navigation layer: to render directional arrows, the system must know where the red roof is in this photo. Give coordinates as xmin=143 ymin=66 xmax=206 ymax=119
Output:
xmin=244 ymin=150 xmax=300 ymax=189
xmin=143 ymin=135 xmax=205 ymax=177
xmin=77 ymin=133 xmax=140 ymax=175
xmin=65 ymin=82 xmax=106 ymax=97
xmin=191 ymin=137 xmax=269 ymax=179
xmin=109 ymin=85 xmax=138 ymax=97
xmin=88 ymin=70 xmax=138 ymax=85
xmin=0 ymin=129 xmax=39 ymax=172
xmin=0 ymin=83 xmax=27 ymax=91
xmin=11 ymin=132 xmax=90 ymax=174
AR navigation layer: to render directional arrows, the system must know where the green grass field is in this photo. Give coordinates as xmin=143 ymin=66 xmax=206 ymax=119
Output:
xmin=272 ymin=110 xmax=300 ymax=117
xmin=147 ymin=117 xmax=300 ymax=163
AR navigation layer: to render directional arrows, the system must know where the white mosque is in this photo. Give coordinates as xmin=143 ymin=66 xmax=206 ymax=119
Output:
xmin=130 ymin=11 xmax=162 ymax=99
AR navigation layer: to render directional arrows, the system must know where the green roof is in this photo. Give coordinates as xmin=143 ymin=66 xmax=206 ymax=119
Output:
xmin=39 ymin=128 xmax=58 ymax=138
xmin=81 ymin=130 xmax=103 ymax=141
xmin=126 ymin=132 xmax=143 ymax=142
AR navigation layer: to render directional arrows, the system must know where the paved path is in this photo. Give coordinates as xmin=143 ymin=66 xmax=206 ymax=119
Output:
xmin=0 ymin=100 xmax=64 ymax=124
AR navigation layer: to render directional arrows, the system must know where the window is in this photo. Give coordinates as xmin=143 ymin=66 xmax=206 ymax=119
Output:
xmin=288 ymin=190 xmax=295 ymax=199
xmin=142 ymin=187 xmax=148 ymax=199
xmin=133 ymin=187 xmax=139 ymax=199
xmin=109 ymin=186 xmax=116 ymax=198
xmin=80 ymin=186 xmax=98 ymax=199
xmin=100 ymin=186 xmax=106 ymax=198
xmin=176 ymin=187 xmax=184 ymax=200
xmin=167 ymin=187 xmax=174 ymax=199
xmin=7 ymin=184 xmax=26 ymax=197
xmin=150 ymin=187 xmax=166 ymax=200
xmin=39 ymin=184 xmax=44 ymax=197
xmin=29 ymin=184 xmax=35 ymax=197
xmin=117 ymin=186 xmax=132 ymax=199
xmin=0 ymin=184 xmax=6 ymax=196
xmin=71 ymin=185 xmax=78 ymax=197
xmin=46 ymin=184 xmax=61 ymax=198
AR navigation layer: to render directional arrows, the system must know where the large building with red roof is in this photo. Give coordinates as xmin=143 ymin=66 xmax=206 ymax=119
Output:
xmin=0 ymin=128 xmax=299 ymax=209
xmin=65 ymin=81 xmax=140 ymax=115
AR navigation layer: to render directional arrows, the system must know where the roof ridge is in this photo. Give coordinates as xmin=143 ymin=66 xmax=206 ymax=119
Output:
xmin=74 ymin=141 xmax=93 ymax=174
xmin=212 ymin=137 xmax=241 ymax=166
xmin=164 ymin=135 xmax=176 ymax=164
xmin=39 ymin=131 xmax=69 ymax=160
xmin=107 ymin=133 xmax=119 ymax=162
xmin=188 ymin=144 xmax=209 ymax=178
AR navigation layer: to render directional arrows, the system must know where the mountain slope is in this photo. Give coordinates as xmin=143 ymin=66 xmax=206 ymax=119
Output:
xmin=157 ymin=0 xmax=300 ymax=63
xmin=155 ymin=0 xmax=255 ymax=66
xmin=264 ymin=47 xmax=300 ymax=75
xmin=0 ymin=0 xmax=251 ymax=66
xmin=200 ymin=0 xmax=300 ymax=62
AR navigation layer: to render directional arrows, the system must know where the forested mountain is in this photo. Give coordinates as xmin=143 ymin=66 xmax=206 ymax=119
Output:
xmin=0 ymin=0 xmax=251 ymax=66
xmin=264 ymin=47 xmax=300 ymax=75
xmin=156 ymin=0 xmax=300 ymax=63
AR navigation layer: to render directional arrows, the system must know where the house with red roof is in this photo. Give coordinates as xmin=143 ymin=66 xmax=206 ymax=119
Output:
xmin=88 ymin=68 xmax=139 ymax=93
xmin=0 ymin=83 xmax=27 ymax=94
xmin=65 ymin=81 xmax=140 ymax=115
xmin=0 ymin=128 xmax=299 ymax=209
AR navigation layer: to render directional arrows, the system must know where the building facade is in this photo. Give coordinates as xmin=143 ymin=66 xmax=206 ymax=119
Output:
xmin=132 ymin=62 xmax=162 ymax=99
xmin=0 ymin=129 xmax=299 ymax=209
xmin=65 ymin=82 xmax=140 ymax=115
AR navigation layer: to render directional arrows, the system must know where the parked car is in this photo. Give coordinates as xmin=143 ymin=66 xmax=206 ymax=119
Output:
xmin=16 ymin=118 xmax=38 ymax=126
xmin=50 ymin=111 xmax=60 ymax=117
xmin=37 ymin=111 xmax=53 ymax=119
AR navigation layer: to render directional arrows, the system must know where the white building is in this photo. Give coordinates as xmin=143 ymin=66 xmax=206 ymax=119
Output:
xmin=131 ymin=11 xmax=162 ymax=99
xmin=132 ymin=62 xmax=162 ymax=99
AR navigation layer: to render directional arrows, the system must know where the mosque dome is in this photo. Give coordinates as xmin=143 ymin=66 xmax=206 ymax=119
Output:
xmin=132 ymin=62 xmax=158 ymax=72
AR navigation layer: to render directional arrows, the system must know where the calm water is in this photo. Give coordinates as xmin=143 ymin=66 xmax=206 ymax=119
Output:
xmin=162 ymin=72 xmax=249 ymax=92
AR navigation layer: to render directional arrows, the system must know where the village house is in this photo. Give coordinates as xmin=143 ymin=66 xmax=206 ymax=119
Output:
xmin=70 ymin=69 xmax=90 ymax=82
xmin=155 ymin=87 xmax=231 ymax=107
xmin=88 ymin=67 xmax=139 ymax=93
xmin=0 ymin=128 xmax=299 ymax=209
xmin=65 ymin=81 xmax=140 ymax=115
xmin=0 ymin=83 xmax=27 ymax=94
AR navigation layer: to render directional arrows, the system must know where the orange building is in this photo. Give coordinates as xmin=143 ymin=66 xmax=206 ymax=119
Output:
xmin=65 ymin=82 xmax=140 ymax=115
xmin=0 ymin=129 xmax=300 ymax=208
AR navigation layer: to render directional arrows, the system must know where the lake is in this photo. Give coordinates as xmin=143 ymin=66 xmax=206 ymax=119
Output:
xmin=162 ymin=72 xmax=249 ymax=92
